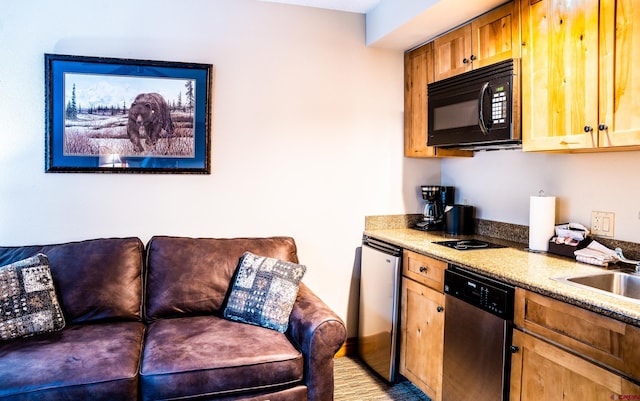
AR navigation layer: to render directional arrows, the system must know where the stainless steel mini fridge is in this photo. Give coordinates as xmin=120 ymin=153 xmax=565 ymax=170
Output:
xmin=358 ymin=235 xmax=402 ymax=382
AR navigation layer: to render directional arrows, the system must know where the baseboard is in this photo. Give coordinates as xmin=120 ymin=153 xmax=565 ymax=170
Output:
xmin=335 ymin=337 xmax=357 ymax=358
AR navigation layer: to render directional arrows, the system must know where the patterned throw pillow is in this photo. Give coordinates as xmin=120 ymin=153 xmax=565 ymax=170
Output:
xmin=0 ymin=254 xmax=66 ymax=341
xmin=224 ymin=252 xmax=306 ymax=333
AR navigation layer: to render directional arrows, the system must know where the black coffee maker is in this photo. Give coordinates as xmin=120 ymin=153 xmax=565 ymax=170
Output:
xmin=415 ymin=186 xmax=455 ymax=231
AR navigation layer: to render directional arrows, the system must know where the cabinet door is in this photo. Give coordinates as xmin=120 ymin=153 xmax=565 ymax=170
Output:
xmin=472 ymin=0 xmax=521 ymax=68
xmin=399 ymin=277 xmax=445 ymax=401
xmin=510 ymin=330 xmax=640 ymax=401
xmin=404 ymin=45 xmax=472 ymax=158
xmin=404 ymin=44 xmax=435 ymax=157
xmin=514 ymin=288 xmax=640 ymax=381
xmin=599 ymin=0 xmax=640 ymax=148
xmin=521 ymin=0 xmax=600 ymax=151
xmin=433 ymin=25 xmax=473 ymax=81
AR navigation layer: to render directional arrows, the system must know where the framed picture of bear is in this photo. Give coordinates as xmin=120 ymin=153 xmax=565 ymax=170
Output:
xmin=44 ymin=54 xmax=213 ymax=173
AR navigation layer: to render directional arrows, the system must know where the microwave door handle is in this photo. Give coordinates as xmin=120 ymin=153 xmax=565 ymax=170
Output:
xmin=478 ymin=82 xmax=490 ymax=136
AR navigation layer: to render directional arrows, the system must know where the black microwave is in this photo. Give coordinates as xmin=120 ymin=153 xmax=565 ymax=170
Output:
xmin=427 ymin=58 xmax=521 ymax=150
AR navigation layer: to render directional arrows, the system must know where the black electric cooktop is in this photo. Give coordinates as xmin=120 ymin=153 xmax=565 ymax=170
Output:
xmin=433 ymin=239 xmax=506 ymax=251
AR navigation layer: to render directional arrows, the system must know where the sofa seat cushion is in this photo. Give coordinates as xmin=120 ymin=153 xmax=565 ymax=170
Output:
xmin=140 ymin=315 xmax=304 ymax=401
xmin=0 ymin=322 xmax=144 ymax=401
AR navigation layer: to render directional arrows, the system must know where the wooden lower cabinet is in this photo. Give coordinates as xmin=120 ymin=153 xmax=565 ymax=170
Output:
xmin=399 ymin=277 xmax=445 ymax=401
xmin=511 ymin=289 xmax=640 ymax=400
xmin=514 ymin=288 xmax=640 ymax=380
xmin=510 ymin=329 xmax=640 ymax=401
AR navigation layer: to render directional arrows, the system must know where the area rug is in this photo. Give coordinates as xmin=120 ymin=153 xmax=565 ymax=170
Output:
xmin=334 ymin=356 xmax=431 ymax=401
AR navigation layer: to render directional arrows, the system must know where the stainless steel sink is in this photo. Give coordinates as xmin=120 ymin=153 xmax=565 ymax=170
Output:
xmin=554 ymin=270 xmax=640 ymax=303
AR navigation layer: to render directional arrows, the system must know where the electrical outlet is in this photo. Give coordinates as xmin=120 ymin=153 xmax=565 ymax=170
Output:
xmin=591 ymin=211 xmax=615 ymax=237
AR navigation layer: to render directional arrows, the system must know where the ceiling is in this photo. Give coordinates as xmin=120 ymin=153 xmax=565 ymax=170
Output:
xmin=259 ymin=0 xmax=381 ymax=13
xmin=259 ymin=0 xmax=506 ymax=49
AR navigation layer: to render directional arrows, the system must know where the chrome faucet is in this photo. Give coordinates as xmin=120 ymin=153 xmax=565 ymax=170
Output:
xmin=614 ymin=248 xmax=640 ymax=274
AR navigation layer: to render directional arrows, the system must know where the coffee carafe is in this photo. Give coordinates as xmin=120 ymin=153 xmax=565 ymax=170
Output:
xmin=415 ymin=186 xmax=455 ymax=231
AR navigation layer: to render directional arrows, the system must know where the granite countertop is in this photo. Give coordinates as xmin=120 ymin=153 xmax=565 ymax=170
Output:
xmin=363 ymin=227 xmax=640 ymax=327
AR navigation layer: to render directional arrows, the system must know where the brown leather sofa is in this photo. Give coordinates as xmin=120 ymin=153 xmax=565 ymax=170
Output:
xmin=0 ymin=236 xmax=346 ymax=401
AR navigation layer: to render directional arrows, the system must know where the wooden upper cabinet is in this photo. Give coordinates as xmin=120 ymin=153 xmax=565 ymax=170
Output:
xmin=599 ymin=0 xmax=640 ymax=148
xmin=403 ymin=1 xmax=518 ymax=157
xmin=433 ymin=25 xmax=473 ymax=81
xmin=521 ymin=0 xmax=600 ymax=151
xmin=521 ymin=0 xmax=640 ymax=152
xmin=472 ymin=0 xmax=521 ymax=68
xmin=433 ymin=0 xmax=521 ymax=81
xmin=404 ymin=43 xmax=435 ymax=157
xmin=404 ymin=44 xmax=472 ymax=158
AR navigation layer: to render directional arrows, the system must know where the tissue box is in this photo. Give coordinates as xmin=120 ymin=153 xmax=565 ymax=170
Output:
xmin=548 ymin=237 xmax=592 ymax=258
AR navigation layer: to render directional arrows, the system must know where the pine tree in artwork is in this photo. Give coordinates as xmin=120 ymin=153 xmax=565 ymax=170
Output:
xmin=185 ymin=80 xmax=194 ymax=114
xmin=65 ymin=83 xmax=78 ymax=120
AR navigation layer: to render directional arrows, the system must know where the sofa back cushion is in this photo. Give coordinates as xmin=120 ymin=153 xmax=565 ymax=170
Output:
xmin=0 ymin=237 xmax=144 ymax=323
xmin=144 ymin=236 xmax=299 ymax=321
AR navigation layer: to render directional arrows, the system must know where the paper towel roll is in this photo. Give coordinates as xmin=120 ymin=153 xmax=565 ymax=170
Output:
xmin=529 ymin=196 xmax=556 ymax=251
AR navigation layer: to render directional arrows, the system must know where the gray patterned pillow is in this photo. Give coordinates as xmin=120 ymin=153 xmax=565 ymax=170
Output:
xmin=0 ymin=254 xmax=66 ymax=341
xmin=224 ymin=252 xmax=306 ymax=333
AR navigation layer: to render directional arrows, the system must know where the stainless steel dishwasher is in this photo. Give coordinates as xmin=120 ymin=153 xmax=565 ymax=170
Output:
xmin=358 ymin=235 xmax=402 ymax=382
xmin=442 ymin=265 xmax=515 ymax=401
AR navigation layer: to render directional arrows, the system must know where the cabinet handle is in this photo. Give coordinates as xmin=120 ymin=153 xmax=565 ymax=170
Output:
xmin=470 ymin=54 xmax=476 ymax=61
xmin=509 ymin=345 xmax=520 ymax=353
xmin=463 ymin=58 xmax=469 ymax=64
xmin=584 ymin=125 xmax=593 ymax=133
xmin=599 ymin=124 xmax=608 ymax=131
xmin=419 ymin=266 xmax=428 ymax=273
xmin=437 ymin=306 xmax=444 ymax=313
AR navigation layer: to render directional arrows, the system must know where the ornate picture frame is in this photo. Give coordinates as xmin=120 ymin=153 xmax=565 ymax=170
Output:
xmin=45 ymin=54 xmax=213 ymax=173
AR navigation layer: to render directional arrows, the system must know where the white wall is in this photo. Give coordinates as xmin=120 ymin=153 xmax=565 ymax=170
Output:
xmin=442 ymin=149 xmax=640 ymax=243
xmin=0 ymin=0 xmax=442 ymax=336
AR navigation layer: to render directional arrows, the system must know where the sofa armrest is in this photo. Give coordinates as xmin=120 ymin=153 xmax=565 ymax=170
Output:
xmin=287 ymin=282 xmax=346 ymax=401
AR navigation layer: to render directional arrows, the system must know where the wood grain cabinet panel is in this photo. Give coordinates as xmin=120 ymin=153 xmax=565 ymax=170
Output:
xmin=399 ymin=276 xmax=445 ymax=401
xmin=404 ymin=44 xmax=472 ymax=158
xmin=404 ymin=43 xmax=435 ymax=157
xmin=399 ymin=251 xmax=447 ymax=401
xmin=514 ymin=288 xmax=640 ymax=383
xmin=510 ymin=330 xmax=640 ymax=401
xmin=599 ymin=0 xmax=640 ymax=148
xmin=433 ymin=0 xmax=520 ymax=81
xmin=521 ymin=0 xmax=600 ymax=151
xmin=521 ymin=0 xmax=640 ymax=151
xmin=433 ymin=25 xmax=473 ymax=81
xmin=402 ymin=250 xmax=447 ymax=292
xmin=472 ymin=0 xmax=521 ymax=68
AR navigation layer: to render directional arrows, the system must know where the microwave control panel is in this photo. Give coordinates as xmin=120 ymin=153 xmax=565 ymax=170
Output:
xmin=491 ymin=85 xmax=508 ymax=124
